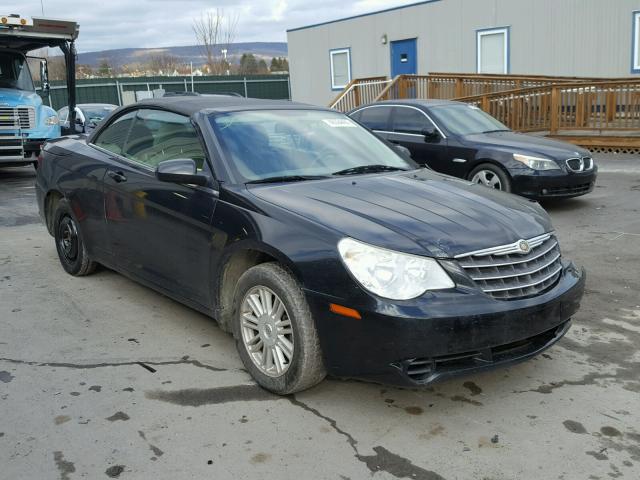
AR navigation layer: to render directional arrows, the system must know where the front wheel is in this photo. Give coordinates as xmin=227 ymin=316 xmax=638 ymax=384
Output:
xmin=469 ymin=163 xmax=512 ymax=193
xmin=232 ymin=262 xmax=326 ymax=394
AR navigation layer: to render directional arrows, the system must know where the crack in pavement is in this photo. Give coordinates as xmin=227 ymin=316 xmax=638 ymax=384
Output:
xmin=289 ymin=395 xmax=446 ymax=480
xmin=0 ymin=357 xmax=227 ymax=372
xmin=288 ymin=396 xmax=359 ymax=452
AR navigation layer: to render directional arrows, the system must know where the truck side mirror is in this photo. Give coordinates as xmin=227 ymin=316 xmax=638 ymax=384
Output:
xmin=39 ymin=60 xmax=50 ymax=96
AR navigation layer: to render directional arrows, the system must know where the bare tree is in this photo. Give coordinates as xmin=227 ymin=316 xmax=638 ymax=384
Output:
xmin=148 ymin=53 xmax=180 ymax=75
xmin=192 ymin=9 xmax=238 ymax=75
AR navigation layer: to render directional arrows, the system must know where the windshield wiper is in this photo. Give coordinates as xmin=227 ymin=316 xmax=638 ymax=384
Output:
xmin=332 ymin=165 xmax=408 ymax=176
xmin=246 ymin=175 xmax=329 ymax=184
xmin=482 ymin=129 xmax=511 ymax=133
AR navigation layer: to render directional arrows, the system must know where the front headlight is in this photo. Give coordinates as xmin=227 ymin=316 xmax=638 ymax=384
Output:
xmin=513 ymin=153 xmax=560 ymax=170
xmin=44 ymin=115 xmax=59 ymax=126
xmin=337 ymin=238 xmax=454 ymax=300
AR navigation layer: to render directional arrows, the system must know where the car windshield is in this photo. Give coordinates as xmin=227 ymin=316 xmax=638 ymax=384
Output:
xmin=0 ymin=51 xmax=34 ymax=91
xmin=429 ymin=103 xmax=510 ymax=136
xmin=210 ymin=109 xmax=414 ymax=183
xmin=81 ymin=105 xmax=116 ymax=124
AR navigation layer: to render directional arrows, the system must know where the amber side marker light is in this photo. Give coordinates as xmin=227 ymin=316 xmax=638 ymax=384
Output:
xmin=329 ymin=303 xmax=362 ymax=320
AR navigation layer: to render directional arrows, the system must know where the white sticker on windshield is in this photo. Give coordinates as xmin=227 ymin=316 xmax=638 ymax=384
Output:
xmin=468 ymin=105 xmax=480 ymax=110
xmin=322 ymin=118 xmax=357 ymax=128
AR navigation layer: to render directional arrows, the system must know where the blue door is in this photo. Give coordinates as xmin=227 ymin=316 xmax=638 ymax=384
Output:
xmin=390 ymin=38 xmax=417 ymax=77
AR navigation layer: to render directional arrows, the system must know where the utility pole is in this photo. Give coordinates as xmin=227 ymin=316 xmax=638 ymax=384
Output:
xmin=190 ymin=61 xmax=194 ymax=92
xmin=221 ymin=48 xmax=229 ymax=76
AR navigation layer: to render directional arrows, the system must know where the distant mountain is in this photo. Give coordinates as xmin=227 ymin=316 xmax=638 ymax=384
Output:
xmin=77 ymin=42 xmax=288 ymax=67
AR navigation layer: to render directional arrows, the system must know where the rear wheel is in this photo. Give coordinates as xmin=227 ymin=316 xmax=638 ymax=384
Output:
xmin=469 ymin=163 xmax=511 ymax=193
xmin=53 ymin=199 xmax=97 ymax=276
xmin=232 ymin=262 xmax=325 ymax=394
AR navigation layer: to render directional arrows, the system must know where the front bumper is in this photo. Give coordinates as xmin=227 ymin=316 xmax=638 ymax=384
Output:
xmin=511 ymin=167 xmax=597 ymax=199
xmin=306 ymin=261 xmax=584 ymax=386
xmin=0 ymin=136 xmax=48 ymax=165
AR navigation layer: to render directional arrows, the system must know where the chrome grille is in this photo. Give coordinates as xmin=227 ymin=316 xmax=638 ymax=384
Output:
xmin=0 ymin=107 xmax=36 ymax=130
xmin=455 ymin=233 xmax=562 ymax=300
xmin=566 ymin=156 xmax=592 ymax=172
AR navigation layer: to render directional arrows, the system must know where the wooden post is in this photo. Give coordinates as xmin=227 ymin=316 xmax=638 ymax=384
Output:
xmin=354 ymin=84 xmax=361 ymax=108
xmin=399 ymin=76 xmax=407 ymax=99
xmin=550 ymin=87 xmax=559 ymax=134
xmin=606 ymin=90 xmax=616 ymax=123
xmin=575 ymin=92 xmax=585 ymax=128
xmin=481 ymin=95 xmax=490 ymax=112
xmin=455 ymin=78 xmax=464 ymax=98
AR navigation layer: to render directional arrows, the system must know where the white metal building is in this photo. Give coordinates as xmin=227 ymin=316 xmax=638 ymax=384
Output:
xmin=287 ymin=0 xmax=640 ymax=105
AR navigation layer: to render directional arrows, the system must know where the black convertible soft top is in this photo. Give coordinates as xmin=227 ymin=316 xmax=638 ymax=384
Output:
xmin=136 ymin=96 xmax=328 ymax=116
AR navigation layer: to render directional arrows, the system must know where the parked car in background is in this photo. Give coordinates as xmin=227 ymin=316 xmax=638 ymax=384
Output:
xmin=36 ymin=97 xmax=585 ymax=394
xmin=58 ymin=103 xmax=117 ymax=135
xmin=349 ymin=100 xmax=597 ymax=199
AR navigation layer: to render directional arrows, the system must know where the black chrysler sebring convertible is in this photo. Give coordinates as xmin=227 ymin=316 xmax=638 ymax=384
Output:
xmin=349 ymin=100 xmax=597 ymax=199
xmin=36 ymin=97 xmax=585 ymax=394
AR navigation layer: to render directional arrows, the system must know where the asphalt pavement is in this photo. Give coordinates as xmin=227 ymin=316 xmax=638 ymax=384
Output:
xmin=1 ymin=156 xmax=639 ymax=480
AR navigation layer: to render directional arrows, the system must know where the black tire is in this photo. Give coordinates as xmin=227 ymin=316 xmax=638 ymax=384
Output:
xmin=232 ymin=262 xmax=326 ymax=394
xmin=53 ymin=199 xmax=97 ymax=276
xmin=468 ymin=163 xmax=512 ymax=193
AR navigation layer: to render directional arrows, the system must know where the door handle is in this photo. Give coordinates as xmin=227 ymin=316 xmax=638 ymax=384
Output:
xmin=107 ymin=170 xmax=127 ymax=183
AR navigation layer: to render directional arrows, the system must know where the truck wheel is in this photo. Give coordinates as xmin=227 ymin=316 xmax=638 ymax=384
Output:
xmin=469 ymin=163 xmax=512 ymax=193
xmin=232 ymin=262 xmax=326 ymax=394
xmin=53 ymin=199 xmax=97 ymax=276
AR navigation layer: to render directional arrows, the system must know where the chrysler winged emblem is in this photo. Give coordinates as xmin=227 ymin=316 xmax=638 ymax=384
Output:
xmin=518 ymin=240 xmax=531 ymax=253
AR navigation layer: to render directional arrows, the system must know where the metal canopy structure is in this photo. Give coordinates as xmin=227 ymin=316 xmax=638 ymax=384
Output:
xmin=0 ymin=15 xmax=79 ymax=126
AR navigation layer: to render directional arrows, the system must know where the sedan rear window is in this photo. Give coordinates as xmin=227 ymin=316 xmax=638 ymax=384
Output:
xmin=210 ymin=110 xmax=412 ymax=183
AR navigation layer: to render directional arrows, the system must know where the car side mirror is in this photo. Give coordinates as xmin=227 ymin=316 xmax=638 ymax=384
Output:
xmin=393 ymin=144 xmax=412 ymax=159
xmin=422 ymin=127 xmax=440 ymax=143
xmin=39 ymin=60 xmax=50 ymax=96
xmin=155 ymin=159 xmax=208 ymax=186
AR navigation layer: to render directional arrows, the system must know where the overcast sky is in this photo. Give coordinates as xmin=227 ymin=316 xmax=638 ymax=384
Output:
xmin=18 ymin=0 xmax=415 ymax=53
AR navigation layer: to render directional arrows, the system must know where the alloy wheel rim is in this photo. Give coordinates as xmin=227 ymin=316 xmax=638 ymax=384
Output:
xmin=472 ymin=170 xmax=502 ymax=190
xmin=58 ymin=217 xmax=79 ymax=262
xmin=240 ymin=286 xmax=294 ymax=377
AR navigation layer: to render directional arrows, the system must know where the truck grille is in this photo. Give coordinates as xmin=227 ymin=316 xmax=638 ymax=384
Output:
xmin=455 ymin=233 xmax=562 ymax=300
xmin=0 ymin=107 xmax=36 ymax=130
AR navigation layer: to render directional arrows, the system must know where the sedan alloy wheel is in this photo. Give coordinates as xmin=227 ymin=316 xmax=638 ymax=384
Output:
xmin=240 ymin=285 xmax=294 ymax=377
xmin=471 ymin=169 xmax=503 ymax=190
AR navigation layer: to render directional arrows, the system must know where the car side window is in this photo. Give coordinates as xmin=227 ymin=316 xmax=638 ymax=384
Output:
xmin=121 ymin=109 xmax=207 ymax=171
xmin=357 ymin=107 xmax=391 ymax=131
xmin=93 ymin=110 xmax=137 ymax=155
xmin=392 ymin=107 xmax=431 ymax=135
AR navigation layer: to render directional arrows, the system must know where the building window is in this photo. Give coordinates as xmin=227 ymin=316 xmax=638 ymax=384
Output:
xmin=330 ymin=48 xmax=351 ymax=90
xmin=633 ymin=11 xmax=640 ymax=73
xmin=477 ymin=27 xmax=509 ymax=74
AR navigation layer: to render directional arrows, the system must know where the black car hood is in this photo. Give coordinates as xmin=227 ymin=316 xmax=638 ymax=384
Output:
xmin=248 ymin=170 xmax=552 ymax=258
xmin=462 ymin=131 xmax=589 ymax=160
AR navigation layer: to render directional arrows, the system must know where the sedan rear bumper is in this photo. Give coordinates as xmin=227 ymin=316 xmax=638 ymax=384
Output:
xmin=305 ymin=262 xmax=584 ymax=386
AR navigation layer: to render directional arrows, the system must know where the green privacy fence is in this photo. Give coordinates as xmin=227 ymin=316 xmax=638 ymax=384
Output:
xmin=43 ymin=74 xmax=291 ymax=110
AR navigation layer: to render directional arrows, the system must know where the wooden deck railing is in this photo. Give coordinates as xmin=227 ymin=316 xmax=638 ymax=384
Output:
xmin=454 ymin=79 xmax=640 ymax=134
xmin=329 ymin=76 xmax=391 ymax=112
xmin=372 ymin=73 xmax=611 ymax=105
